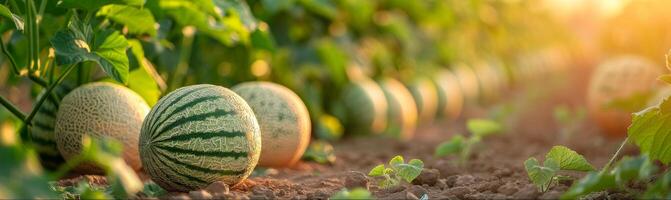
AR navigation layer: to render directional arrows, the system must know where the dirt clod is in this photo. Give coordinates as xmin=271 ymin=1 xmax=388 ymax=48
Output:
xmin=251 ymin=185 xmax=275 ymax=199
xmin=511 ymin=184 xmax=540 ymax=199
xmin=307 ymin=189 xmax=331 ymax=200
xmin=412 ymin=168 xmax=440 ymax=186
xmin=454 ymin=175 xmax=476 ymax=187
xmin=436 ymin=179 xmax=449 ymax=190
xmin=167 ymin=193 xmax=191 ymax=200
xmin=442 ymin=186 xmax=475 ymax=199
xmin=344 ymin=171 xmax=369 ymax=189
xmin=205 ymin=181 xmax=229 ymax=194
xmin=406 ymin=185 xmax=429 ymax=198
xmin=434 ymin=160 xmax=461 ymax=177
xmin=188 ymin=190 xmax=212 ymax=200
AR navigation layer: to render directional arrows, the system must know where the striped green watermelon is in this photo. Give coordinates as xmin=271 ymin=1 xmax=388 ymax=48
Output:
xmin=139 ymin=84 xmax=261 ymax=192
xmin=232 ymin=81 xmax=311 ymax=168
xmin=341 ymin=78 xmax=388 ymax=136
xmin=379 ymin=78 xmax=418 ymax=140
xmin=30 ymin=84 xmax=72 ymax=170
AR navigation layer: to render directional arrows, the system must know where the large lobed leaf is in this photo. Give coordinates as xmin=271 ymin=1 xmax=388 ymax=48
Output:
xmin=524 ymin=157 xmax=559 ymax=192
xmin=628 ymin=97 xmax=671 ymax=164
xmin=97 ymin=5 xmax=158 ymax=36
xmin=51 ymin=27 xmax=130 ymax=84
xmin=59 ymin=0 xmax=144 ymax=10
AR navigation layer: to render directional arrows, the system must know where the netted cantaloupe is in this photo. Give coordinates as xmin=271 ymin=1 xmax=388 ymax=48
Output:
xmin=139 ymin=84 xmax=261 ymax=192
xmin=453 ymin=64 xmax=480 ymax=104
xmin=378 ymin=78 xmax=418 ymax=140
xmin=55 ymin=82 xmax=149 ymax=172
xmin=30 ymin=84 xmax=72 ymax=169
xmin=406 ymin=78 xmax=439 ymax=124
xmin=587 ymin=56 xmax=662 ymax=137
xmin=341 ymin=78 xmax=388 ymax=135
xmin=232 ymin=82 xmax=310 ymax=168
xmin=434 ymin=70 xmax=464 ymax=120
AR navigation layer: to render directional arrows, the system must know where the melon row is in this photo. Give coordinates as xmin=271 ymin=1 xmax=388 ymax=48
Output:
xmin=406 ymin=78 xmax=439 ymax=124
xmin=30 ymin=84 xmax=72 ymax=169
xmin=341 ymin=78 xmax=388 ymax=136
xmin=378 ymin=78 xmax=418 ymax=140
xmin=139 ymin=84 xmax=261 ymax=192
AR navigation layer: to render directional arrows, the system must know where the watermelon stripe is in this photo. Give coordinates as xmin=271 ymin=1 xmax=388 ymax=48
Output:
xmin=149 ymin=95 xmax=223 ymax=135
xmin=145 ymin=149 xmax=193 ymax=190
xmin=33 ymin=120 xmax=53 ymax=131
xmin=39 ymin=107 xmax=57 ymax=118
xmin=153 ymin=109 xmax=235 ymax=139
xmin=151 ymin=150 xmax=210 ymax=185
xmin=153 ymin=130 xmax=246 ymax=143
xmin=30 ymin=135 xmax=56 ymax=146
xmin=146 ymin=85 xmax=209 ymax=135
xmin=155 ymin=148 xmax=245 ymax=176
xmin=155 ymin=145 xmax=248 ymax=159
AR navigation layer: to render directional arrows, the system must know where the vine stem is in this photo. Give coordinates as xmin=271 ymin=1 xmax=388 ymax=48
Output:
xmin=168 ymin=26 xmax=195 ymax=92
xmin=0 ymin=95 xmax=26 ymax=120
xmin=601 ymin=137 xmax=629 ymax=174
xmin=0 ymin=36 xmax=20 ymax=76
xmin=24 ymin=64 xmax=76 ymax=125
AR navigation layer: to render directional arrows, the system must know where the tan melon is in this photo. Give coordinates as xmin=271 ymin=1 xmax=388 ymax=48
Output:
xmin=378 ymin=78 xmax=418 ymax=140
xmin=406 ymin=78 xmax=439 ymax=124
xmin=434 ymin=70 xmax=464 ymax=120
xmin=232 ymin=82 xmax=311 ymax=168
xmin=587 ymin=56 xmax=662 ymax=137
xmin=452 ymin=64 xmax=480 ymax=105
xmin=55 ymin=82 xmax=149 ymax=172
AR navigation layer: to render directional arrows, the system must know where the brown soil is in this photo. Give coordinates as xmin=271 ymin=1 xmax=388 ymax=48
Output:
xmin=61 ymin=66 xmax=637 ymax=199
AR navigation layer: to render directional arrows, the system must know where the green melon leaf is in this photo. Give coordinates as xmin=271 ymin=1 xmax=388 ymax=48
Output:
xmin=642 ymin=170 xmax=671 ymax=199
xmin=368 ymin=164 xmax=385 ymax=177
xmin=51 ymin=28 xmax=129 ymax=84
xmin=435 ymin=135 xmax=465 ymax=157
xmin=524 ymin=157 xmax=558 ymax=192
xmin=611 ymin=155 xmax=657 ymax=185
xmin=97 ymin=5 xmax=157 ymax=36
xmin=628 ymin=98 xmax=671 ymax=164
xmin=396 ymin=163 xmax=423 ymax=183
xmin=545 ymin=146 xmax=595 ymax=171
xmin=389 ymin=155 xmax=404 ymax=168
xmin=467 ymin=118 xmax=503 ymax=137
xmin=58 ymin=0 xmax=144 ymax=10
xmin=331 ymin=188 xmax=372 ymax=200
xmin=127 ymin=40 xmax=162 ymax=106
xmin=215 ymin=0 xmax=257 ymax=30
xmin=560 ymin=172 xmax=617 ymax=200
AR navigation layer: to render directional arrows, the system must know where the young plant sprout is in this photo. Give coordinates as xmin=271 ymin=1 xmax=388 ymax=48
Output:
xmin=434 ymin=118 xmax=503 ymax=164
xmin=524 ymin=146 xmax=594 ymax=192
xmin=368 ymin=156 xmax=424 ymax=188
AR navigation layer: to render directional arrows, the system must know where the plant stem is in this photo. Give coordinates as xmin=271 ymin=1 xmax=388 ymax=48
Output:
xmin=0 ymin=36 xmax=20 ymax=76
xmin=168 ymin=27 xmax=195 ymax=92
xmin=24 ymin=64 xmax=76 ymax=125
xmin=0 ymin=95 xmax=26 ymax=120
xmin=601 ymin=137 xmax=629 ymax=174
xmin=28 ymin=74 xmax=47 ymax=87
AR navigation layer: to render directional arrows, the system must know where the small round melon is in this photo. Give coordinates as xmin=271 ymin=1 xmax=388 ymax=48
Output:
xmin=341 ymin=78 xmax=388 ymax=135
xmin=587 ymin=56 xmax=662 ymax=137
xmin=30 ymin=84 xmax=72 ymax=170
xmin=406 ymin=78 xmax=439 ymax=124
xmin=55 ymin=82 xmax=149 ymax=172
xmin=378 ymin=78 xmax=418 ymax=140
xmin=232 ymin=82 xmax=311 ymax=168
xmin=453 ymin=64 xmax=480 ymax=104
xmin=139 ymin=84 xmax=261 ymax=192
xmin=434 ymin=70 xmax=464 ymax=120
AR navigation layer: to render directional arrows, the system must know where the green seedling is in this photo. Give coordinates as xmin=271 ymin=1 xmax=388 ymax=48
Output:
xmin=302 ymin=140 xmax=337 ymax=165
xmin=331 ymin=188 xmax=373 ymax=200
xmin=525 ymin=146 xmax=595 ymax=192
xmin=368 ymin=156 xmax=424 ymax=188
xmin=435 ymin=118 xmax=503 ymax=164
xmin=553 ymin=105 xmax=586 ymax=140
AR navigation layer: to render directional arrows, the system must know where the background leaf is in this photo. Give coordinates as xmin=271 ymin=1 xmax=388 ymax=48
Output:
xmin=97 ymin=5 xmax=158 ymax=36
xmin=59 ymin=0 xmax=144 ymax=10
xmin=92 ymin=30 xmax=130 ymax=84
xmin=368 ymin=164 xmax=385 ymax=177
xmin=561 ymin=172 xmax=617 ymax=200
xmin=435 ymin=135 xmax=464 ymax=157
xmin=467 ymin=118 xmax=503 ymax=137
xmin=0 ymin=5 xmax=23 ymax=30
